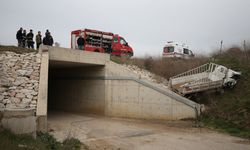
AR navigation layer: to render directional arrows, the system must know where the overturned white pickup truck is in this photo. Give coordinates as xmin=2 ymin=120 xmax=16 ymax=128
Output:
xmin=169 ymin=63 xmax=241 ymax=96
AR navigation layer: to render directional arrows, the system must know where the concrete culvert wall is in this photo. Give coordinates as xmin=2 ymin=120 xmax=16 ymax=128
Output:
xmin=48 ymin=66 xmax=106 ymax=115
xmin=104 ymin=61 xmax=199 ymax=120
xmin=1 ymin=46 xmax=201 ymax=133
xmin=45 ymin=46 xmax=201 ymax=121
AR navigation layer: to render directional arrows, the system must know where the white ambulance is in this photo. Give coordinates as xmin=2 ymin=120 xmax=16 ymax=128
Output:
xmin=162 ymin=41 xmax=194 ymax=59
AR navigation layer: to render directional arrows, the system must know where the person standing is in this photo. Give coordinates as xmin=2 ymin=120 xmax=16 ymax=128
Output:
xmin=21 ymin=30 xmax=27 ymax=48
xmin=45 ymin=29 xmax=49 ymax=37
xmin=43 ymin=32 xmax=54 ymax=46
xmin=27 ymin=29 xmax=34 ymax=49
xmin=36 ymin=31 xmax=42 ymax=50
xmin=16 ymin=27 xmax=23 ymax=47
xmin=47 ymin=32 xmax=54 ymax=46
xmin=77 ymin=35 xmax=85 ymax=50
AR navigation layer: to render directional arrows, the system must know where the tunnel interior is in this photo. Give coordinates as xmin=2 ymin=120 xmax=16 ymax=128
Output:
xmin=48 ymin=60 xmax=106 ymax=116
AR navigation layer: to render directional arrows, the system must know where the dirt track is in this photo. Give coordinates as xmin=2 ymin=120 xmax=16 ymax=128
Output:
xmin=48 ymin=112 xmax=250 ymax=150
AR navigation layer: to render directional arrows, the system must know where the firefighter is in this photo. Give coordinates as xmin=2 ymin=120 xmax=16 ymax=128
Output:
xmin=16 ymin=27 xmax=23 ymax=47
xmin=21 ymin=30 xmax=27 ymax=48
xmin=36 ymin=31 xmax=42 ymax=50
xmin=27 ymin=29 xmax=34 ymax=49
xmin=43 ymin=32 xmax=54 ymax=46
xmin=77 ymin=35 xmax=85 ymax=50
xmin=108 ymin=43 xmax=112 ymax=54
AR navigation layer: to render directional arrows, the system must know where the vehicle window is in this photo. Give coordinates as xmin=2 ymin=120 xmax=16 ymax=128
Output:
xmin=164 ymin=47 xmax=174 ymax=53
xmin=113 ymin=37 xmax=118 ymax=43
xmin=120 ymin=38 xmax=127 ymax=45
xmin=183 ymin=48 xmax=189 ymax=54
xmin=189 ymin=50 xmax=193 ymax=55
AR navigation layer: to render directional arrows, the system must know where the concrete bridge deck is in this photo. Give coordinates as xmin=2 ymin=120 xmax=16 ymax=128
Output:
xmin=43 ymin=46 xmax=109 ymax=68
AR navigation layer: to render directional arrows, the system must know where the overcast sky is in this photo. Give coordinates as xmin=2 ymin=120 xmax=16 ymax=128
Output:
xmin=1 ymin=0 xmax=250 ymax=56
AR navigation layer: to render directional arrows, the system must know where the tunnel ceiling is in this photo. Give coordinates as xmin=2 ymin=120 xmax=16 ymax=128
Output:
xmin=49 ymin=60 xmax=104 ymax=69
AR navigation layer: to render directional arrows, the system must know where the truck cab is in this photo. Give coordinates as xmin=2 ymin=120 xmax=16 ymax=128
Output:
xmin=163 ymin=41 xmax=194 ymax=59
xmin=112 ymin=35 xmax=133 ymax=57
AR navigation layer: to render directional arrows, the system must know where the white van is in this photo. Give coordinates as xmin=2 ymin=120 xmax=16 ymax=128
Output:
xmin=162 ymin=41 xmax=194 ymax=59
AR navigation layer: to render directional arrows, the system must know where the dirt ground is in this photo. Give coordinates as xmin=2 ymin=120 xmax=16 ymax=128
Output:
xmin=47 ymin=111 xmax=250 ymax=150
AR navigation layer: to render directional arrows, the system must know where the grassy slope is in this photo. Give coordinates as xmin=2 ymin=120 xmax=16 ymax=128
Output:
xmin=202 ymin=48 xmax=250 ymax=138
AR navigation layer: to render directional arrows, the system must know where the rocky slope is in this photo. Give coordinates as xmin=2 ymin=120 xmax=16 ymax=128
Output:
xmin=0 ymin=51 xmax=41 ymax=109
xmin=122 ymin=64 xmax=169 ymax=88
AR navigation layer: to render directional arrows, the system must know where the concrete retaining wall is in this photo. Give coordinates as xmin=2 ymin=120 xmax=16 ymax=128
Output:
xmin=36 ymin=49 xmax=49 ymax=132
xmin=104 ymin=61 xmax=199 ymax=120
xmin=0 ymin=51 xmax=41 ymax=135
xmin=105 ymin=80 xmax=196 ymax=120
xmin=0 ymin=109 xmax=36 ymax=136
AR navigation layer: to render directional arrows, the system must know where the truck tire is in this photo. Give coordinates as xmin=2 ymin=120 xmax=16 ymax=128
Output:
xmin=127 ymin=52 xmax=133 ymax=57
xmin=226 ymin=82 xmax=236 ymax=88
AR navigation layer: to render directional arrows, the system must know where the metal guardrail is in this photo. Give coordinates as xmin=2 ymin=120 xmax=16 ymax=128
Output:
xmin=170 ymin=62 xmax=219 ymax=80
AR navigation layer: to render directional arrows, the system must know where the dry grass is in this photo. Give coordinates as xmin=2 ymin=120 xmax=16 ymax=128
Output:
xmin=207 ymin=47 xmax=250 ymax=129
xmin=0 ymin=45 xmax=36 ymax=54
xmin=129 ymin=56 xmax=209 ymax=79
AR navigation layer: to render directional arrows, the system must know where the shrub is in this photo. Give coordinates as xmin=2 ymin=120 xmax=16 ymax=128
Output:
xmin=62 ymin=138 xmax=82 ymax=150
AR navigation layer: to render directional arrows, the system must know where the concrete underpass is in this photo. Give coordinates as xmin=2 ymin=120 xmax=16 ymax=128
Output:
xmin=48 ymin=65 xmax=106 ymax=115
xmin=36 ymin=45 xmax=201 ymax=132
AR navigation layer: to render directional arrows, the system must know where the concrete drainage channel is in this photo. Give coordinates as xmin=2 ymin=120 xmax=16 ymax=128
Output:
xmin=1 ymin=45 xmax=201 ymax=136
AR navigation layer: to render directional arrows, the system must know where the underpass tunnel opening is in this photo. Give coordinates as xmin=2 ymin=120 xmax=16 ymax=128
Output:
xmin=48 ymin=60 xmax=106 ymax=116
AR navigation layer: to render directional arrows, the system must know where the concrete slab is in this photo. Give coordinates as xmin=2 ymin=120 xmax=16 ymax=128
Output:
xmin=1 ymin=109 xmax=36 ymax=136
xmin=105 ymin=61 xmax=200 ymax=120
xmin=43 ymin=45 xmax=109 ymax=67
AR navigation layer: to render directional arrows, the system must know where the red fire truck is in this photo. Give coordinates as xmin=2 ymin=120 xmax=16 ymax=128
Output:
xmin=71 ymin=29 xmax=133 ymax=57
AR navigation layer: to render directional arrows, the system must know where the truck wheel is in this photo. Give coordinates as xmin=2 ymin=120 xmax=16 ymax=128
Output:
xmin=94 ymin=50 xmax=100 ymax=53
xmin=227 ymin=82 xmax=236 ymax=88
xmin=127 ymin=52 xmax=133 ymax=57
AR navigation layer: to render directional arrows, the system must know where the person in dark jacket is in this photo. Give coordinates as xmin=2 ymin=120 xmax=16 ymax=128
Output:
xmin=45 ymin=29 xmax=49 ymax=37
xmin=27 ymin=29 xmax=34 ymax=49
xmin=77 ymin=35 xmax=85 ymax=50
xmin=36 ymin=31 xmax=42 ymax=50
xmin=16 ymin=27 xmax=23 ymax=47
xmin=21 ymin=30 xmax=27 ymax=48
xmin=43 ymin=32 xmax=54 ymax=46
